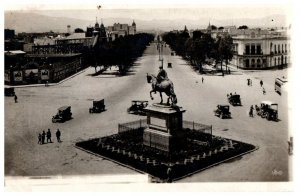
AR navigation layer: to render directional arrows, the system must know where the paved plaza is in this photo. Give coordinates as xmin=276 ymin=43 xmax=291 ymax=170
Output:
xmin=5 ymin=43 xmax=290 ymax=182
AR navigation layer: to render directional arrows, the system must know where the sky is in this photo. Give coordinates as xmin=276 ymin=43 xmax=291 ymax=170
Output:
xmin=3 ymin=0 xmax=292 ymax=22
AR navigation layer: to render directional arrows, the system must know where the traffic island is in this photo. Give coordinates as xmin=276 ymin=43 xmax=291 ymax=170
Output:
xmin=76 ymin=127 xmax=256 ymax=182
xmin=76 ymin=104 xmax=256 ymax=182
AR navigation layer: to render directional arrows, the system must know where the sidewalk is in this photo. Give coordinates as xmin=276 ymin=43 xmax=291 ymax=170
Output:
xmin=5 ymin=67 xmax=88 ymax=88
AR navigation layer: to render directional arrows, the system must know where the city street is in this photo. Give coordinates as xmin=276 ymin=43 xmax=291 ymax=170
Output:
xmin=5 ymin=42 xmax=290 ymax=182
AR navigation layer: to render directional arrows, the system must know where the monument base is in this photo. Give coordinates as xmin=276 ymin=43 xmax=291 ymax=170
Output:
xmin=143 ymin=103 xmax=186 ymax=152
xmin=143 ymin=128 xmax=186 ymax=152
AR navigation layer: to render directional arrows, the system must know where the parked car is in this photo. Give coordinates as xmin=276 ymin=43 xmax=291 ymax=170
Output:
xmin=89 ymin=99 xmax=105 ymax=113
xmin=52 ymin=106 xmax=72 ymax=123
xmin=227 ymin=93 xmax=242 ymax=106
xmin=214 ymin=105 xmax=231 ymax=119
xmin=256 ymin=101 xmax=278 ymax=121
xmin=127 ymin=100 xmax=148 ymax=115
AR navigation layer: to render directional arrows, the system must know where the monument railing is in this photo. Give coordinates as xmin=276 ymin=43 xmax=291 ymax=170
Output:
xmin=118 ymin=119 xmax=147 ymax=134
xmin=182 ymin=120 xmax=212 ymax=135
xmin=118 ymin=119 xmax=212 ymax=136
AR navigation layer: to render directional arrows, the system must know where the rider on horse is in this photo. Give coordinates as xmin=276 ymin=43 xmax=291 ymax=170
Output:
xmin=157 ymin=65 xmax=168 ymax=85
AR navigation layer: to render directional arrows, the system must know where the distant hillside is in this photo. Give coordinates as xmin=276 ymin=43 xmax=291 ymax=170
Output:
xmin=5 ymin=11 xmax=288 ymax=33
xmin=5 ymin=11 xmax=92 ymax=33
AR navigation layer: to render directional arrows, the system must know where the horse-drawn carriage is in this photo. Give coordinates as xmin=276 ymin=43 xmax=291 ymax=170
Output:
xmin=127 ymin=100 xmax=148 ymax=115
xmin=89 ymin=99 xmax=105 ymax=113
xmin=256 ymin=101 xmax=278 ymax=121
xmin=227 ymin=93 xmax=242 ymax=106
xmin=214 ymin=105 xmax=231 ymax=119
xmin=52 ymin=106 xmax=72 ymax=123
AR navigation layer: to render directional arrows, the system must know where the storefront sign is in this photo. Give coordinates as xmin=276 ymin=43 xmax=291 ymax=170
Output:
xmin=13 ymin=71 xmax=23 ymax=81
xmin=41 ymin=69 xmax=49 ymax=80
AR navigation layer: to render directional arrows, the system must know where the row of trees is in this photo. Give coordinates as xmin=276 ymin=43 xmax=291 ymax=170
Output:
xmin=162 ymin=28 xmax=234 ymax=74
xmin=82 ymin=33 xmax=154 ymax=75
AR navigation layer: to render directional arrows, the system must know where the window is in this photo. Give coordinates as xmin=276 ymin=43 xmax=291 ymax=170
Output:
xmin=285 ymin=56 xmax=287 ymax=64
xmin=274 ymin=45 xmax=277 ymax=54
xmin=257 ymin=59 xmax=261 ymax=68
xmin=285 ymin=44 xmax=287 ymax=53
xmin=245 ymin=45 xmax=250 ymax=54
xmin=257 ymin=45 xmax=262 ymax=54
xmin=245 ymin=59 xmax=249 ymax=68
xmin=270 ymin=42 xmax=273 ymax=50
xmin=274 ymin=58 xmax=277 ymax=66
xmin=251 ymin=59 xmax=255 ymax=67
xmin=278 ymin=45 xmax=280 ymax=54
xmin=251 ymin=45 xmax=256 ymax=55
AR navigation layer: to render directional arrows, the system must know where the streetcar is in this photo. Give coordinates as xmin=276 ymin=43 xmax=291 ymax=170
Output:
xmin=275 ymin=77 xmax=287 ymax=95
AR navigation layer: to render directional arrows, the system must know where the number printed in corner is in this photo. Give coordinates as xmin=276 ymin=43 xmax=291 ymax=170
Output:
xmin=272 ymin=169 xmax=283 ymax=176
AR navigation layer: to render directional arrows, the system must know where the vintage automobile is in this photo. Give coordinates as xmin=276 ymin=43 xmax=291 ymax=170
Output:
xmin=256 ymin=101 xmax=278 ymax=121
xmin=127 ymin=100 xmax=148 ymax=115
xmin=89 ymin=99 xmax=105 ymax=113
xmin=227 ymin=93 xmax=242 ymax=106
xmin=214 ymin=105 xmax=231 ymax=119
xmin=167 ymin=63 xmax=172 ymax=68
xmin=5 ymin=87 xmax=15 ymax=96
xmin=52 ymin=106 xmax=72 ymax=123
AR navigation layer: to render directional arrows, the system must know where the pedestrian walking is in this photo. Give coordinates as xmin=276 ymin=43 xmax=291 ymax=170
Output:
xmin=166 ymin=167 xmax=173 ymax=183
xmin=228 ymin=68 xmax=231 ymax=74
xmin=247 ymin=79 xmax=250 ymax=86
xmin=263 ymin=87 xmax=266 ymax=95
xmin=56 ymin=129 xmax=61 ymax=143
xmin=201 ymin=77 xmax=204 ymax=83
xmin=14 ymin=94 xmax=18 ymax=103
xmin=260 ymin=80 xmax=263 ymax=87
xmin=46 ymin=129 xmax=52 ymax=143
xmin=249 ymin=105 xmax=254 ymax=117
xmin=42 ymin=130 xmax=46 ymax=144
xmin=38 ymin=133 xmax=42 ymax=144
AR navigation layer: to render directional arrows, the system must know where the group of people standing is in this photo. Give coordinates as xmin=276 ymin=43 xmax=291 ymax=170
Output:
xmin=38 ymin=128 xmax=61 ymax=145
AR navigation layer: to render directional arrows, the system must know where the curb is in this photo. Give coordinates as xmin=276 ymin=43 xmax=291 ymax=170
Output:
xmin=5 ymin=67 xmax=89 ymax=88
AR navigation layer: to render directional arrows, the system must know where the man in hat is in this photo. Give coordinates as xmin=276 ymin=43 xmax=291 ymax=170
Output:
xmin=157 ymin=65 xmax=168 ymax=84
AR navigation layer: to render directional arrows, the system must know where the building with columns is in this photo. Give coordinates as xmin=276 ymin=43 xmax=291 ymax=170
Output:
xmin=230 ymin=28 xmax=290 ymax=69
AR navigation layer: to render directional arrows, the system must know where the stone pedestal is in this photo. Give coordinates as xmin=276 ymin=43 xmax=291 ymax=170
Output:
xmin=143 ymin=103 xmax=186 ymax=152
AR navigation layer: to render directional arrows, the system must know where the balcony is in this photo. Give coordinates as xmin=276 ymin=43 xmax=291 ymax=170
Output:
xmin=242 ymin=52 xmax=264 ymax=56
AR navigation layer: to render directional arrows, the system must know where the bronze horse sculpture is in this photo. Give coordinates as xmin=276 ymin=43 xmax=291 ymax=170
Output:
xmin=146 ymin=73 xmax=177 ymax=106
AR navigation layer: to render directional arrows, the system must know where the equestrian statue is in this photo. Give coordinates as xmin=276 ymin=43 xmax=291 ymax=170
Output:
xmin=146 ymin=65 xmax=177 ymax=106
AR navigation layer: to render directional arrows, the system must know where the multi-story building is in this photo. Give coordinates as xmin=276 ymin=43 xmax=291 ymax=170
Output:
xmin=106 ymin=20 xmax=136 ymax=41
xmin=230 ymin=28 xmax=290 ymax=69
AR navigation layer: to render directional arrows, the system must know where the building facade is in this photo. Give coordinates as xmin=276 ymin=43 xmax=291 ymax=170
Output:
xmin=230 ymin=29 xmax=290 ymax=69
xmin=106 ymin=20 xmax=136 ymax=41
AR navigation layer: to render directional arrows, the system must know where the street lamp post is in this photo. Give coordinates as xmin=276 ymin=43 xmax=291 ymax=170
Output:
xmin=158 ymin=40 xmax=164 ymax=68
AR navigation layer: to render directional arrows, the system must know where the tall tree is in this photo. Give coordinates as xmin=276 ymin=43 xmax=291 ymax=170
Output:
xmin=217 ymin=34 xmax=234 ymax=73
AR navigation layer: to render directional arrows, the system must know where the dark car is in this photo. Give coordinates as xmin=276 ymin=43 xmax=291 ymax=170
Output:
xmin=167 ymin=63 xmax=172 ymax=68
xmin=5 ymin=87 xmax=15 ymax=96
xmin=127 ymin=100 xmax=148 ymax=115
xmin=227 ymin=94 xmax=242 ymax=106
xmin=52 ymin=106 xmax=72 ymax=123
xmin=89 ymin=99 xmax=105 ymax=113
xmin=256 ymin=101 xmax=278 ymax=121
xmin=214 ymin=105 xmax=231 ymax=119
